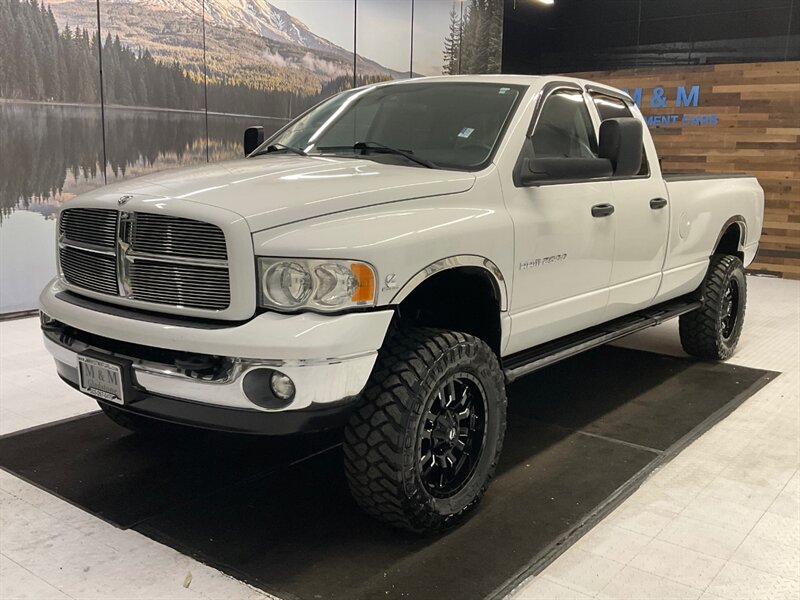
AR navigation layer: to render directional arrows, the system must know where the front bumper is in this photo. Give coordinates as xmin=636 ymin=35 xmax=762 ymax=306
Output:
xmin=40 ymin=279 xmax=394 ymax=433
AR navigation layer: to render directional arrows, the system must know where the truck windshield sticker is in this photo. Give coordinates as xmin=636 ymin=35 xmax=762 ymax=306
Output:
xmin=457 ymin=127 xmax=475 ymax=139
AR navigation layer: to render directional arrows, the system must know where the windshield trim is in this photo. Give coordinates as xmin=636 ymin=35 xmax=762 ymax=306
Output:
xmin=252 ymin=81 xmax=530 ymax=173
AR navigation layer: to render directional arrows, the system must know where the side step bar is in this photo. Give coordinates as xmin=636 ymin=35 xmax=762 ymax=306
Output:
xmin=502 ymin=297 xmax=702 ymax=383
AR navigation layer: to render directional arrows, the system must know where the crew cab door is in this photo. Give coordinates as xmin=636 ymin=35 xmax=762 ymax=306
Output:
xmin=589 ymin=92 xmax=670 ymax=318
xmin=503 ymin=87 xmax=615 ymax=355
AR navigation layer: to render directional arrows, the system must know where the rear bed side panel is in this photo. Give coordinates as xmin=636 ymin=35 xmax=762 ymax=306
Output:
xmin=659 ymin=177 xmax=764 ymax=301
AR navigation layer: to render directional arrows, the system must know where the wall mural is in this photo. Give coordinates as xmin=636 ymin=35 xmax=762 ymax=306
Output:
xmin=0 ymin=0 xmax=504 ymax=314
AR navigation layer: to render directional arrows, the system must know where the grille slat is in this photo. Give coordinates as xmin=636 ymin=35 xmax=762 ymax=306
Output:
xmin=60 ymin=208 xmax=118 ymax=248
xmin=59 ymin=246 xmax=119 ymax=295
xmin=132 ymin=213 xmax=227 ymax=261
xmin=130 ymin=259 xmax=230 ymax=310
xmin=58 ymin=208 xmax=231 ymax=311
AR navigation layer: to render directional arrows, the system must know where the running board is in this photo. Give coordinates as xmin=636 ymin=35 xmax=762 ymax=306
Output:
xmin=502 ymin=297 xmax=702 ymax=383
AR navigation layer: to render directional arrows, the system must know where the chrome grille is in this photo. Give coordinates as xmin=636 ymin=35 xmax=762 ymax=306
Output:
xmin=59 ymin=246 xmax=119 ymax=296
xmin=57 ymin=208 xmax=231 ymax=311
xmin=132 ymin=213 xmax=227 ymax=260
xmin=59 ymin=208 xmax=117 ymax=248
xmin=129 ymin=260 xmax=230 ymax=310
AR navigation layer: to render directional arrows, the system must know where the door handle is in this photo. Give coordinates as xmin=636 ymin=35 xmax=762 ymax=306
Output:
xmin=650 ymin=197 xmax=668 ymax=210
xmin=591 ymin=203 xmax=615 ymax=218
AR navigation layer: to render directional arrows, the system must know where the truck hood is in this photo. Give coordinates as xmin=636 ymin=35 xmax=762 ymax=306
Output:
xmin=78 ymin=156 xmax=476 ymax=231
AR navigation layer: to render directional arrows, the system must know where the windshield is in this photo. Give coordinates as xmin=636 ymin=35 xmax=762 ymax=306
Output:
xmin=258 ymin=82 xmax=525 ymax=170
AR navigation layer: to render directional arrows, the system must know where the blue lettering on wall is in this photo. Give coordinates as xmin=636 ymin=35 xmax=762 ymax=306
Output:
xmin=676 ymin=85 xmax=700 ymax=107
xmin=650 ymin=86 xmax=668 ymax=108
xmin=627 ymin=87 xmax=643 ymax=107
xmin=623 ymin=84 xmax=716 ymax=127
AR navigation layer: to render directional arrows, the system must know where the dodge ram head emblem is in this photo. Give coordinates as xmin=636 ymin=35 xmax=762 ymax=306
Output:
xmin=118 ymin=194 xmax=133 ymax=206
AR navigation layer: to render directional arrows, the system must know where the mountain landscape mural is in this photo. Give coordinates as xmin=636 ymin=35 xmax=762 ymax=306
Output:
xmin=46 ymin=0 xmax=404 ymax=101
xmin=0 ymin=0 xmax=504 ymax=313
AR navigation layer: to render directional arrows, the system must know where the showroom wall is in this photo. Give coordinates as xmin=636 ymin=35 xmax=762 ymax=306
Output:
xmin=502 ymin=0 xmax=800 ymax=280
xmin=0 ymin=0 xmax=504 ymax=314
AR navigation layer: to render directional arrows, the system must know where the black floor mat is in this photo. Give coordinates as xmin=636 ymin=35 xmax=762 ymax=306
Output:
xmin=0 ymin=347 xmax=775 ymax=600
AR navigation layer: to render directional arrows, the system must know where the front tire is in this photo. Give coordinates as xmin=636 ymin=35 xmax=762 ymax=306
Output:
xmin=679 ymin=254 xmax=747 ymax=360
xmin=343 ymin=327 xmax=507 ymax=533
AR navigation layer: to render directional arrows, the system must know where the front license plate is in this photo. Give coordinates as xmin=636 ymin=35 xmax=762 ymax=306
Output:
xmin=77 ymin=355 xmax=125 ymax=405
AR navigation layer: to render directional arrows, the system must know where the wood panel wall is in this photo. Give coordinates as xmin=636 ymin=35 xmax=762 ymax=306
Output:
xmin=571 ymin=61 xmax=800 ymax=279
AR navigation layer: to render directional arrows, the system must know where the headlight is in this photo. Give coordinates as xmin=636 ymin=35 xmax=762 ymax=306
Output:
xmin=257 ymin=258 xmax=377 ymax=312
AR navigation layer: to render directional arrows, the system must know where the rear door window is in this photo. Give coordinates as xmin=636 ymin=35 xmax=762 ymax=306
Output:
xmin=532 ymin=90 xmax=598 ymax=159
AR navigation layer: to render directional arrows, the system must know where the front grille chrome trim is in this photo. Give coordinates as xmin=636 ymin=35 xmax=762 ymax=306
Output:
xmin=58 ymin=209 xmax=232 ymax=311
xmin=58 ymin=238 xmax=117 ymax=256
xmin=127 ymin=251 xmax=228 ymax=268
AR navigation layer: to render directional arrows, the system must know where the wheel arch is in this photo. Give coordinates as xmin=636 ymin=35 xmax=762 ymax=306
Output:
xmin=390 ymin=256 xmax=508 ymax=355
xmin=390 ymin=255 xmax=508 ymax=311
xmin=713 ymin=216 xmax=747 ymax=261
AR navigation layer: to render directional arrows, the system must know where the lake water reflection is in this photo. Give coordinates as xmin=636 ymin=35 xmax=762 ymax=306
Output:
xmin=0 ymin=102 xmax=285 ymax=313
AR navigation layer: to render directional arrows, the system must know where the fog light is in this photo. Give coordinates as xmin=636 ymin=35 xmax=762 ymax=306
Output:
xmin=270 ymin=371 xmax=295 ymax=401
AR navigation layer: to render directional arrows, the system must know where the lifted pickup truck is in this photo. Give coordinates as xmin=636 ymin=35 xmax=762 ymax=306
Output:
xmin=41 ymin=75 xmax=764 ymax=533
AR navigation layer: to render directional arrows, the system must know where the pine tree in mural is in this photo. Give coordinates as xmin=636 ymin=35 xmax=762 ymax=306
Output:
xmin=442 ymin=0 xmax=503 ymax=75
xmin=0 ymin=0 xmax=302 ymax=115
xmin=442 ymin=3 xmax=463 ymax=75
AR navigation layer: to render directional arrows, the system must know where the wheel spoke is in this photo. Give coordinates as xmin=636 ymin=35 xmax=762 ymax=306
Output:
xmin=417 ymin=373 xmax=488 ymax=498
xmin=446 ymin=380 xmax=456 ymax=407
xmin=452 ymin=385 xmax=469 ymax=410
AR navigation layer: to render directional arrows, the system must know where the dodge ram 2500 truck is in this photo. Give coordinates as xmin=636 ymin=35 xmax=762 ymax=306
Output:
xmin=40 ymin=75 xmax=764 ymax=533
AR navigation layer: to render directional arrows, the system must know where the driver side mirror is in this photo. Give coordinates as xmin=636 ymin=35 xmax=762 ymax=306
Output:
xmin=598 ymin=117 xmax=643 ymax=177
xmin=244 ymin=126 xmax=264 ymax=156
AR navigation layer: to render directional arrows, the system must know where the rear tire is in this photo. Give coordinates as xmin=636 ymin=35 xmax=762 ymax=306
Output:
xmin=679 ymin=254 xmax=747 ymax=360
xmin=343 ymin=327 xmax=507 ymax=533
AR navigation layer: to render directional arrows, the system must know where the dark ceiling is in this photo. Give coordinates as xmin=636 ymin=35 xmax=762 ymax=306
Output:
xmin=502 ymin=0 xmax=800 ymax=74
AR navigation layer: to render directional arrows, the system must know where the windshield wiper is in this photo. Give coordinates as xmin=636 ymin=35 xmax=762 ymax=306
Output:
xmin=252 ymin=143 xmax=307 ymax=157
xmin=354 ymin=141 xmax=435 ymax=168
xmin=316 ymin=142 xmax=435 ymax=168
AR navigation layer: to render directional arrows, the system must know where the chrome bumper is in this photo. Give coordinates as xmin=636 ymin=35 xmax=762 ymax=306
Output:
xmin=40 ymin=279 xmax=394 ymax=413
xmin=44 ymin=333 xmax=378 ymax=412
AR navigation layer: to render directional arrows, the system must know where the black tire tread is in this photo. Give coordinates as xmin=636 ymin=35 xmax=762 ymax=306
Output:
xmin=343 ymin=327 xmax=506 ymax=533
xmin=679 ymin=254 xmax=747 ymax=360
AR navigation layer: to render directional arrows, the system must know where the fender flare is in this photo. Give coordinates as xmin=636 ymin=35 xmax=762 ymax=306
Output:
xmin=714 ymin=215 xmax=748 ymax=253
xmin=390 ymin=255 xmax=509 ymax=312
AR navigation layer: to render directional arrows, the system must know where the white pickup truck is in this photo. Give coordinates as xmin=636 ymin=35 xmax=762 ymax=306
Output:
xmin=40 ymin=75 xmax=764 ymax=532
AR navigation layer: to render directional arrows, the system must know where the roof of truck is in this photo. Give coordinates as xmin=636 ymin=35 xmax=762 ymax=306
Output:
xmin=380 ymin=74 xmax=633 ymax=101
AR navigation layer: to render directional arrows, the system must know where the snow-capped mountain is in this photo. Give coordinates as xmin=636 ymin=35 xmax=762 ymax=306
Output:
xmin=48 ymin=0 xmax=405 ymax=89
xmin=204 ymin=0 xmax=343 ymax=55
xmin=113 ymin=0 xmax=345 ymax=56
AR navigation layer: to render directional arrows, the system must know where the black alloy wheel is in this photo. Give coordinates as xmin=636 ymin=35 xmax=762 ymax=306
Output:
xmin=720 ymin=279 xmax=740 ymax=340
xmin=418 ymin=373 xmax=487 ymax=498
